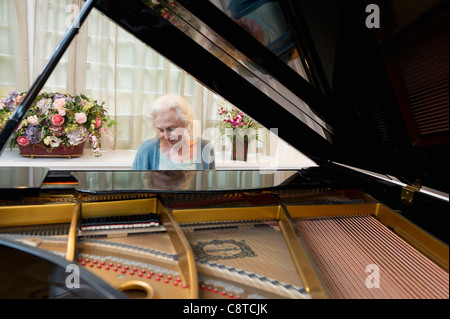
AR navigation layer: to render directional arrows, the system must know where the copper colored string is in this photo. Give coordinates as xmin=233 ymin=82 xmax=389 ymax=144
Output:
xmin=297 ymin=218 xmax=369 ymax=298
xmin=355 ymin=215 xmax=449 ymax=296
xmin=295 ymin=215 xmax=449 ymax=299
xmin=329 ymin=215 xmax=447 ymax=298
xmin=298 ymin=217 xmax=395 ymax=298
xmin=348 ymin=215 xmax=448 ymax=297
xmin=333 ymin=216 xmax=431 ymax=298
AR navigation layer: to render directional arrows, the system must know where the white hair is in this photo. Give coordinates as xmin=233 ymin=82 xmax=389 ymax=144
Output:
xmin=145 ymin=94 xmax=194 ymax=138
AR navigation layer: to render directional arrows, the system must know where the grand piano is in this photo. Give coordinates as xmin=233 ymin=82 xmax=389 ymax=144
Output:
xmin=0 ymin=0 xmax=448 ymax=299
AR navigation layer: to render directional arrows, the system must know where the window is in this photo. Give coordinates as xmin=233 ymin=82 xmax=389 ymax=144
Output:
xmin=1 ymin=0 xmax=310 ymax=169
xmin=0 ymin=0 xmax=28 ymax=96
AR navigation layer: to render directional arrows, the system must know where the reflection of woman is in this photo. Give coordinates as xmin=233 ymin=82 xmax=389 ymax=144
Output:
xmin=227 ymin=0 xmax=295 ymax=62
xmin=143 ymin=171 xmax=195 ymax=190
xmin=132 ymin=94 xmax=215 ymax=170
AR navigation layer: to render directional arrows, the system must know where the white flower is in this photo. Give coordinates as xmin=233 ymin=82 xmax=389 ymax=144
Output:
xmin=49 ymin=136 xmax=62 ymax=148
xmin=75 ymin=112 xmax=87 ymax=124
xmin=52 ymin=98 xmax=66 ymax=111
xmin=44 ymin=136 xmax=62 ymax=148
xmin=27 ymin=115 xmax=39 ymax=126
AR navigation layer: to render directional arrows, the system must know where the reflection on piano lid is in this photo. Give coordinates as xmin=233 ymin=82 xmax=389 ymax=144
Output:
xmin=73 ymin=170 xmax=300 ymax=194
xmin=0 ymin=167 xmax=49 ymax=194
xmin=0 ymin=0 xmax=447 ymax=193
xmin=90 ymin=0 xmax=337 ymax=164
xmin=0 ymin=237 xmax=126 ymax=299
xmin=140 ymin=0 xmax=334 ymax=135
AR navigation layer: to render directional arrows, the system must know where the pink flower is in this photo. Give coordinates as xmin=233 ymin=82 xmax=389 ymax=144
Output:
xmin=58 ymin=109 xmax=66 ymax=116
xmin=52 ymin=114 xmax=65 ymax=126
xmin=75 ymin=112 xmax=87 ymax=124
xmin=27 ymin=115 xmax=39 ymax=126
xmin=52 ymin=98 xmax=66 ymax=111
xmin=14 ymin=94 xmax=25 ymax=107
xmin=49 ymin=125 xmax=65 ymax=137
xmin=94 ymin=117 xmax=102 ymax=128
xmin=17 ymin=136 xmax=29 ymax=146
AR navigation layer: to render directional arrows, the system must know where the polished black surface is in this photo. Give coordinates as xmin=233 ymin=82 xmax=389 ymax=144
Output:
xmin=0 ymin=167 xmax=49 ymax=191
xmin=174 ymin=0 xmax=334 ymax=118
xmin=0 ymin=238 xmax=126 ymax=299
xmin=73 ymin=170 xmax=299 ymax=193
xmin=0 ymin=0 xmax=447 ymax=194
xmin=91 ymin=0 xmax=448 ymax=192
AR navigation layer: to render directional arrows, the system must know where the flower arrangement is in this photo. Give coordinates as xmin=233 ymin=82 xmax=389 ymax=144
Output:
xmin=1 ymin=90 xmax=116 ymax=157
xmin=215 ymin=103 xmax=263 ymax=161
xmin=142 ymin=0 xmax=195 ymax=31
xmin=0 ymin=91 xmax=18 ymax=132
xmin=143 ymin=0 xmax=177 ymax=21
xmin=215 ymin=103 xmax=262 ymax=141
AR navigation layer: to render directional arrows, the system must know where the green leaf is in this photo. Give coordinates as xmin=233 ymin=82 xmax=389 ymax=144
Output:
xmin=9 ymin=137 xmax=17 ymax=150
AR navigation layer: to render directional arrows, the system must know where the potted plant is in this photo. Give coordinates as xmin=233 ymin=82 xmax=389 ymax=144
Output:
xmin=215 ymin=103 xmax=262 ymax=161
xmin=1 ymin=90 xmax=116 ymax=158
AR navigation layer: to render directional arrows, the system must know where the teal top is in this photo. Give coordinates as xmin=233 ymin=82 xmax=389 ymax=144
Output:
xmin=159 ymin=152 xmax=196 ymax=170
xmin=131 ymin=138 xmax=215 ymax=170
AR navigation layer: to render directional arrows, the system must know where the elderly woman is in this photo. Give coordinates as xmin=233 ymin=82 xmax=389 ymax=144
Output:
xmin=132 ymin=94 xmax=215 ymax=170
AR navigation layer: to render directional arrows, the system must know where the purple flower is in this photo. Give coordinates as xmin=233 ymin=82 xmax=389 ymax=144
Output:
xmin=5 ymin=91 xmax=18 ymax=111
xmin=23 ymin=125 xmax=43 ymax=144
xmin=36 ymin=98 xmax=52 ymax=114
xmin=67 ymin=126 xmax=88 ymax=146
xmin=53 ymin=93 xmax=72 ymax=102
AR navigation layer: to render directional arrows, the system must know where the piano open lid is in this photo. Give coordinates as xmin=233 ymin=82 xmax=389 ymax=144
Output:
xmin=91 ymin=0 xmax=450 ymax=194
xmin=0 ymin=0 xmax=447 ymax=194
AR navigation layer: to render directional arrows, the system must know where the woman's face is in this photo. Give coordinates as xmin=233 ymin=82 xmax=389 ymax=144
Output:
xmin=154 ymin=109 xmax=188 ymax=147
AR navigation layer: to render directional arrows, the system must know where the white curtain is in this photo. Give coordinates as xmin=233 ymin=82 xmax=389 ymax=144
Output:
xmin=0 ymin=0 xmax=29 ymax=97
xmin=2 ymin=0 xmax=274 ymax=157
xmin=30 ymin=0 xmax=221 ymax=151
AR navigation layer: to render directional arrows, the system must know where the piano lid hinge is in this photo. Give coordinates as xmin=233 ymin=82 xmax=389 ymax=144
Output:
xmin=401 ymin=179 xmax=422 ymax=206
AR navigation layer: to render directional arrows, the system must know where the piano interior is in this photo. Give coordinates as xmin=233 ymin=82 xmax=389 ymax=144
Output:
xmin=0 ymin=169 xmax=448 ymax=299
xmin=0 ymin=0 xmax=448 ymax=300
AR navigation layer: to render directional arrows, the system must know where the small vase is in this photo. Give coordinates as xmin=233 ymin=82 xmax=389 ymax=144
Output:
xmin=18 ymin=142 xmax=86 ymax=159
xmin=232 ymin=137 xmax=248 ymax=161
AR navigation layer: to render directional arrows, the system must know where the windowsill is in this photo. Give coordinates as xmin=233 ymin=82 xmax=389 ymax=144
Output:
xmin=0 ymin=147 xmax=317 ymax=171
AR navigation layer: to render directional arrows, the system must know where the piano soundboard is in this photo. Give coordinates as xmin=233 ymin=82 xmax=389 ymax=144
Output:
xmin=1 ymin=187 xmax=447 ymax=299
